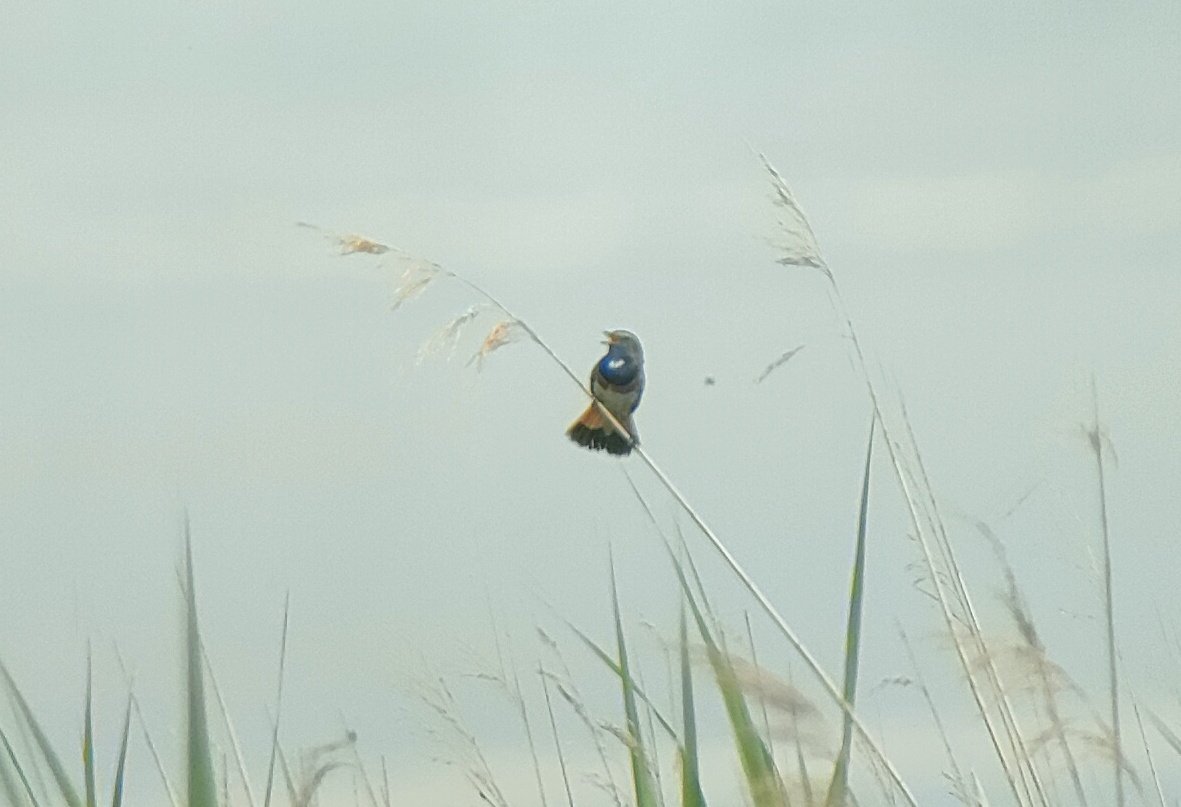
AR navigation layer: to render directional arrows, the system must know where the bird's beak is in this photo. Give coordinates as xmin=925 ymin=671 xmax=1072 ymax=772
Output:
xmin=601 ymin=330 xmax=613 ymax=345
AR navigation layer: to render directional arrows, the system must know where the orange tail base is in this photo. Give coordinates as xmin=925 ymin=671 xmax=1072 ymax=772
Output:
xmin=566 ymin=403 xmax=636 ymax=456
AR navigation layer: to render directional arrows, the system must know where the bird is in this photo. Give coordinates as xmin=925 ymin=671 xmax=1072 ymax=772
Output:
xmin=567 ymin=329 xmax=645 ymax=456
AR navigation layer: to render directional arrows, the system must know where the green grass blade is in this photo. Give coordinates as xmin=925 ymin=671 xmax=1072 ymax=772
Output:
xmin=0 ymin=737 xmax=27 ymax=807
xmin=678 ymin=607 xmax=707 ymax=807
xmin=201 ymin=639 xmax=258 ymax=807
xmin=83 ymin=650 xmax=96 ymax=807
xmin=1090 ymin=382 xmax=1124 ymax=807
xmin=1143 ymin=708 xmax=1181 ymax=758
xmin=825 ymin=417 xmax=874 ymax=807
xmin=183 ymin=518 xmax=218 ymax=807
xmin=0 ymin=722 xmax=40 ymax=807
xmin=109 ymin=695 xmax=132 ymax=807
xmin=0 ymin=659 xmax=82 ymax=807
xmin=262 ymin=593 xmax=290 ymax=807
xmin=270 ymin=727 xmax=299 ymax=807
xmin=609 ymin=556 xmax=661 ymax=807
xmin=1132 ymin=700 xmax=1166 ymax=807
xmin=567 ymin=623 xmax=678 ymax=741
xmin=670 ymin=555 xmax=784 ymax=807
xmin=538 ymin=665 xmax=573 ymax=807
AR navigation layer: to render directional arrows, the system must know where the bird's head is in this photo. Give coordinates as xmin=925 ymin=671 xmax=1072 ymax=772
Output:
xmin=602 ymin=329 xmax=643 ymax=360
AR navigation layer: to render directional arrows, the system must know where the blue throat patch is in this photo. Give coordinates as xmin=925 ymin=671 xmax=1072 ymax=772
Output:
xmin=598 ymin=346 xmax=637 ymax=385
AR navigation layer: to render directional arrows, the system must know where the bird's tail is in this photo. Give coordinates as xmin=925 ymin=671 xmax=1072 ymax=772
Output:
xmin=566 ymin=403 xmax=637 ymax=456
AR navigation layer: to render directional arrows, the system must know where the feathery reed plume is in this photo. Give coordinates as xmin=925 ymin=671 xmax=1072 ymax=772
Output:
xmin=701 ymin=652 xmax=824 ymax=733
xmin=468 ymin=320 xmax=527 ymax=370
xmin=419 ymin=676 xmax=510 ymax=807
xmin=283 ymin=730 xmax=355 ymax=807
xmin=296 ymin=222 xmax=391 ymax=255
xmin=339 ymin=236 xmax=390 ymax=255
xmin=760 ymin=155 xmax=1046 ymax=806
xmin=390 ymin=256 xmax=441 ymax=311
xmin=976 ymin=521 xmax=1088 ymax=806
xmin=754 ymin=345 xmax=806 ymax=384
xmin=417 ymin=304 xmax=489 ymax=364
xmin=760 ymin=155 xmax=826 ymax=273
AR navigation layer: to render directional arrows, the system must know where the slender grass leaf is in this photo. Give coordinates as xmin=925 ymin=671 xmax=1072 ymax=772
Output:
xmin=670 ymin=554 xmax=784 ymax=807
xmin=271 ymin=730 xmax=299 ymax=807
xmin=1132 ymin=700 xmax=1166 ymax=807
xmin=262 ymin=593 xmax=290 ymax=807
xmin=825 ymin=417 xmax=874 ymax=807
xmin=0 ymin=722 xmax=39 ymax=807
xmin=109 ymin=695 xmax=132 ymax=807
xmin=1090 ymin=382 xmax=1124 ymax=807
xmin=538 ymin=666 xmax=573 ymax=807
xmin=201 ymin=640 xmax=257 ymax=807
xmin=1144 ymin=708 xmax=1181 ymax=759
xmin=679 ymin=607 xmax=707 ymax=807
xmin=609 ymin=557 xmax=661 ymax=807
xmin=183 ymin=519 xmax=218 ymax=807
xmin=568 ymin=622 xmax=678 ymax=741
xmin=0 ymin=659 xmax=82 ymax=807
xmin=380 ymin=756 xmax=392 ymax=807
xmin=0 ymin=738 xmax=27 ymax=807
xmin=83 ymin=651 xmax=96 ymax=807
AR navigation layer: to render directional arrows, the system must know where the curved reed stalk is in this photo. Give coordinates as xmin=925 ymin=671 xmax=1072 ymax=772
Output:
xmin=407 ymin=259 xmax=920 ymax=807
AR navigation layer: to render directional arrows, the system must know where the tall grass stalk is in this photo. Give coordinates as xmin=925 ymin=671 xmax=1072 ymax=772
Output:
xmin=395 ymin=255 xmax=919 ymax=806
xmin=678 ymin=608 xmax=708 ymax=807
xmin=824 ymin=417 xmax=874 ymax=807
xmin=608 ymin=556 xmax=661 ymax=807
xmin=262 ymin=594 xmax=291 ymax=807
xmin=670 ymin=543 xmax=784 ymax=807
xmin=538 ymin=665 xmax=574 ymax=807
xmin=538 ymin=631 xmax=626 ymax=807
xmin=0 ymin=659 xmax=83 ymax=807
xmin=114 ymin=651 xmax=179 ymax=807
xmin=757 ymin=155 xmax=1052 ymax=805
xmin=200 ymin=641 xmax=257 ymax=807
xmin=741 ymin=613 xmax=777 ymax=779
xmin=340 ymin=719 xmax=380 ymax=807
xmin=1090 ymin=381 xmax=1123 ymax=806
xmin=897 ymin=400 xmax=1046 ymax=805
xmin=379 ymin=755 xmax=391 ymax=807
xmin=82 ymin=650 xmax=96 ymax=807
xmin=109 ymin=695 xmax=132 ymax=807
xmin=979 ymin=520 xmax=1088 ymax=805
xmin=897 ymin=627 xmax=966 ymax=801
xmin=182 ymin=519 xmax=218 ymax=807
xmin=493 ymin=629 xmax=549 ymax=807
xmin=1131 ymin=700 xmax=1165 ymax=807
xmin=0 ymin=723 xmax=40 ymax=807
xmin=0 ymin=732 xmax=27 ymax=807
xmin=897 ymin=401 xmax=1047 ymax=807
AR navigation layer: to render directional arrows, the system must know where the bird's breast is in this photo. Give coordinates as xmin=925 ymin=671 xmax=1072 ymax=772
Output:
xmin=597 ymin=353 xmax=639 ymax=385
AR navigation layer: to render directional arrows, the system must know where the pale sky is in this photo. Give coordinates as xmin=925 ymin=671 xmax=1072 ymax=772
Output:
xmin=2 ymin=2 xmax=1180 ymax=805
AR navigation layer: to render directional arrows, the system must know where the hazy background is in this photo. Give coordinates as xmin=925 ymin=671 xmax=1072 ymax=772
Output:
xmin=2 ymin=1 xmax=1180 ymax=804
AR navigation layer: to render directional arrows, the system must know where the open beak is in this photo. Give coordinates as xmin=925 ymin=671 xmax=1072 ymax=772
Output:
xmin=601 ymin=330 xmax=614 ymax=345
